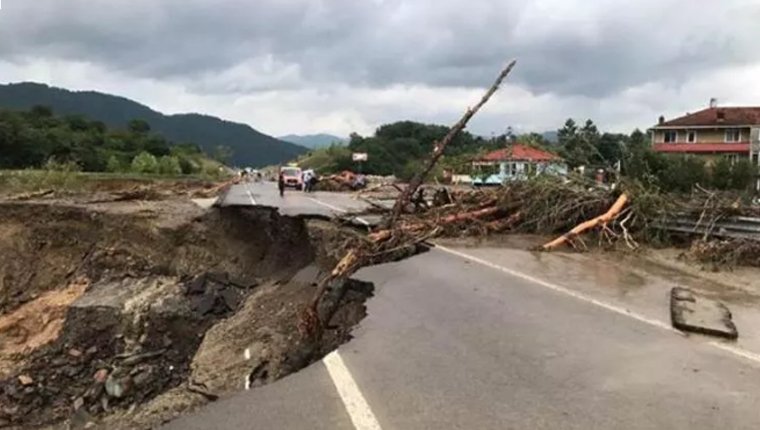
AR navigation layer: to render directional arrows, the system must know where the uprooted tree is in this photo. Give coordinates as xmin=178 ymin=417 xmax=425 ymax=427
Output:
xmin=298 ymin=60 xmax=518 ymax=337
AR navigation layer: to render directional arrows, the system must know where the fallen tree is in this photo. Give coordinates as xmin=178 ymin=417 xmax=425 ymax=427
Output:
xmin=542 ymin=193 xmax=630 ymax=251
xmin=299 ymin=62 xmax=760 ymax=338
xmin=300 ymin=60 xmax=518 ymax=337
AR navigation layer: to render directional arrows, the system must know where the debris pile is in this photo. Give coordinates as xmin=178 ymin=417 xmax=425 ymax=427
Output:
xmin=688 ymin=238 xmax=760 ymax=269
xmin=314 ymin=171 xmax=366 ymax=192
xmin=301 ymin=59 xmax=760 ymax=340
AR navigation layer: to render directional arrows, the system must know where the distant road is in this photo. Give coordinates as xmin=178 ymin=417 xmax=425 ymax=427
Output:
xmin=167 ymin=183 xmax=760 ymax=429
xmin=219 ymin=181 xmax=383 ymax=226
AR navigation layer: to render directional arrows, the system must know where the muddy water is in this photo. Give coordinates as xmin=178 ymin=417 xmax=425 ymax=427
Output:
xmin=437 ymin=235 xmax=760 ymax=356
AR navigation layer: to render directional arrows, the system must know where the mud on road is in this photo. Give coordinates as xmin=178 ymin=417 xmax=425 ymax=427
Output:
xmin=0 ymin=197 xmax=373 ymax=429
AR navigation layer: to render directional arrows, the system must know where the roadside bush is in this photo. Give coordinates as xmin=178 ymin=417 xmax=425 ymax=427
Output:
xmin=178 ymin=156 xmax=200 ymax=175
xmin=707 ymin=158 xmax=755 ymax=191
xmin=653 ymin=155 xmax=709 ymax=193
xmin=43 ymin=157 xmax=81 ymax=172
xmin=131 ymin=151 xmax=159 ymax=174
xmin=158 ymin=156 xmax=182 ymax=175
xmin=729 ymin=159 xmax=756 ymax=191
xmin=106 ymin=155 xmax=123 ymax=173
xmin=710 ymin=158 xmax=733 ymax=190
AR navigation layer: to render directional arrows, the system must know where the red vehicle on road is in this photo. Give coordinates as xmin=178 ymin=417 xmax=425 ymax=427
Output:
xmin=280 ymin=166 xmax=303 ymax=190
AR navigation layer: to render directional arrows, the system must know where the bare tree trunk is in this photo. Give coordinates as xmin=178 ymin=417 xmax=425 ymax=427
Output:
xmin=301 ymin=60 xmax=518 ymax=338
xmin=387 ymin=60 xmax=518 ymax=226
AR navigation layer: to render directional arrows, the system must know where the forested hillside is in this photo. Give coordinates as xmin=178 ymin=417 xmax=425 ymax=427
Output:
xmin=0 ymin=82 xmax=307 ymax=167
xmin=0 ymin=105 xmax=219 ymax=175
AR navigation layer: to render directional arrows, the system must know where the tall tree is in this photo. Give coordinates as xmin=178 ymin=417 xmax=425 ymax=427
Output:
xmin=598 ymin=133 xmax=627 ymax=166
xmin=559 ymin=118 xmax=603 ymax=168
xmin=518 ymin=132 xmax=550 ymax=149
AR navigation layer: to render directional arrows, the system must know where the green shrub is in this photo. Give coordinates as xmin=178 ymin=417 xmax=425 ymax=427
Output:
xmin=178 ymin=156 xmax=200 ymax=174
xmin=106 ymin=155 xmax=123 ymax=173
xmin=730 ymin=159 xmax=756 ymax=191
xmin=158 ymin=156 xmax=182 ymax=175
xmin=130 ymin=151 xmax=159 ymax=174
xmin=43 ymin=158 xmax=81 ymax=172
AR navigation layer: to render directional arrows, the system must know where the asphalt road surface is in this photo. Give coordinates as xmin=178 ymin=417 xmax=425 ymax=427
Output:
xmin=218 ymin=181 xmax=382 ymax=225
xmin=167 ymin=187 xmax=760 ymax=429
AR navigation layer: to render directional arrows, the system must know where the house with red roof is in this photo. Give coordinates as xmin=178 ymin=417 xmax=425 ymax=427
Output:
xmin=651 ymin=100 xmax=760 ymax=165
xmin=471 ymin=143 xmax=567 ymax=185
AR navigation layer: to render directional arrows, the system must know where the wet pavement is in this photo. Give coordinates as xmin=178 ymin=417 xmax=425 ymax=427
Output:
xmin=435 ymin=235 xmax=760 ymax=356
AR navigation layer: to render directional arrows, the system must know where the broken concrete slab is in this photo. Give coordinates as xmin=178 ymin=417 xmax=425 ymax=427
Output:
xmin=670 ymin=287 xmax=738 ymax=339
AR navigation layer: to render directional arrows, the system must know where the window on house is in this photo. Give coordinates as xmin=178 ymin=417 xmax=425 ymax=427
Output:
xmin=725 ymin=129 xmax=741 ymax=142
xmin=663 ymin=131 xmax=678 ymax=143
xmin=687 ymin=130 xmax=697 ymax=143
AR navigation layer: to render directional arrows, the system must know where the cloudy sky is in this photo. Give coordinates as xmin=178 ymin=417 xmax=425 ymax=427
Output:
xmin=1 ymin=0 xmax=760 ymax=138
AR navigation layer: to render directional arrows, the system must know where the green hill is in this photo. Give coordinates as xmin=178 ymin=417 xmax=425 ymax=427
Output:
xmin=0 ymin=82 xmax=307 ymax=167
xmin=279 ymin=133 xmax=346 ymax=149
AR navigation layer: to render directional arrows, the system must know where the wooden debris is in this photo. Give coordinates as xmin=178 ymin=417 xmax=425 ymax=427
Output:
xmin=388 ymin=60 xmax=518 ymax=226
xmin=542 ymin=193 xmax=629 ymax=251
xmin=300 ymin=61 xmax=518 ymax=338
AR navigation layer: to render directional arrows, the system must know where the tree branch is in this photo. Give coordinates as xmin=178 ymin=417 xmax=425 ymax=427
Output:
xmin=387 ymin=60 xmax=518 ymax=226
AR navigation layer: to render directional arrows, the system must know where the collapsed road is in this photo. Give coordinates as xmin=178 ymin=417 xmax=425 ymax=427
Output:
xmin=0 ymin=188 xmax=375 ymax=430
xmin=5 ymin=182 xmax=760 ymax=429
xmin=218 ymin=180 xmax=389 ymax=227
xmin=168 ymin=181 xmax=760 ymax=430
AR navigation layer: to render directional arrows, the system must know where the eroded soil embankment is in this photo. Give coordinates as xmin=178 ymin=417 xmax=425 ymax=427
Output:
xmin=0 ymin=202 xmax=372 ymax=429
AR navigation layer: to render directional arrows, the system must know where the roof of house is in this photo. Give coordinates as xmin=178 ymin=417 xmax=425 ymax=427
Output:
xmin=655 ymin=107 xmax=760 ymax=128
xmin=479 ymin=144 xmax=561 ymax=162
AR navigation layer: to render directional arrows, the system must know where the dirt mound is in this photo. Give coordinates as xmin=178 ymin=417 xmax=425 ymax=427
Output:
xmin=0 ymin=202 xmax=372 ymax=429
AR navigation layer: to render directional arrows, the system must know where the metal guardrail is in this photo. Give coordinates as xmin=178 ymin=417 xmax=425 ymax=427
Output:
xmin=657 ymin=215 xmax=760 ymax=241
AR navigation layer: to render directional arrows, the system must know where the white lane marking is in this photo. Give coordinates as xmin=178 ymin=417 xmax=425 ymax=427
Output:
xmin=323 ymin=351 xmax=383 ymax=430
xmin=435 ymin=244 xmax=676 ymax=333
xmin=244 ymin=183 xmax=257 ymax=205
xmin=243 ymin=348 xmax=252 ymax=390
xmin=307 ymin=197 xmax=371 ymax=226
xmin=708 ymin=341 xmax=760 ymax=363
xmin=435 ymin=244 xmax=760 ymax=366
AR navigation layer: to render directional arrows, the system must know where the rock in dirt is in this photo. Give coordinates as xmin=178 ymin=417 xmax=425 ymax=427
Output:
xmin=93 ymin=369 xmax=109 ymax=383
xmin=670 ymin=287 xmax=738 ymax=339
xmin=184 ymin=272 xmax=250 ymax=317
xmin=17 ymin=374 xmax=33 ymax=386
xmin=105 ymin=375 xmax=130 ymax=398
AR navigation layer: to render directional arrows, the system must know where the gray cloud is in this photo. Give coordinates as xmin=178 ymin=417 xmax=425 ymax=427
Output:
xmin=2 ymin=0 xmax=759 ymax=98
